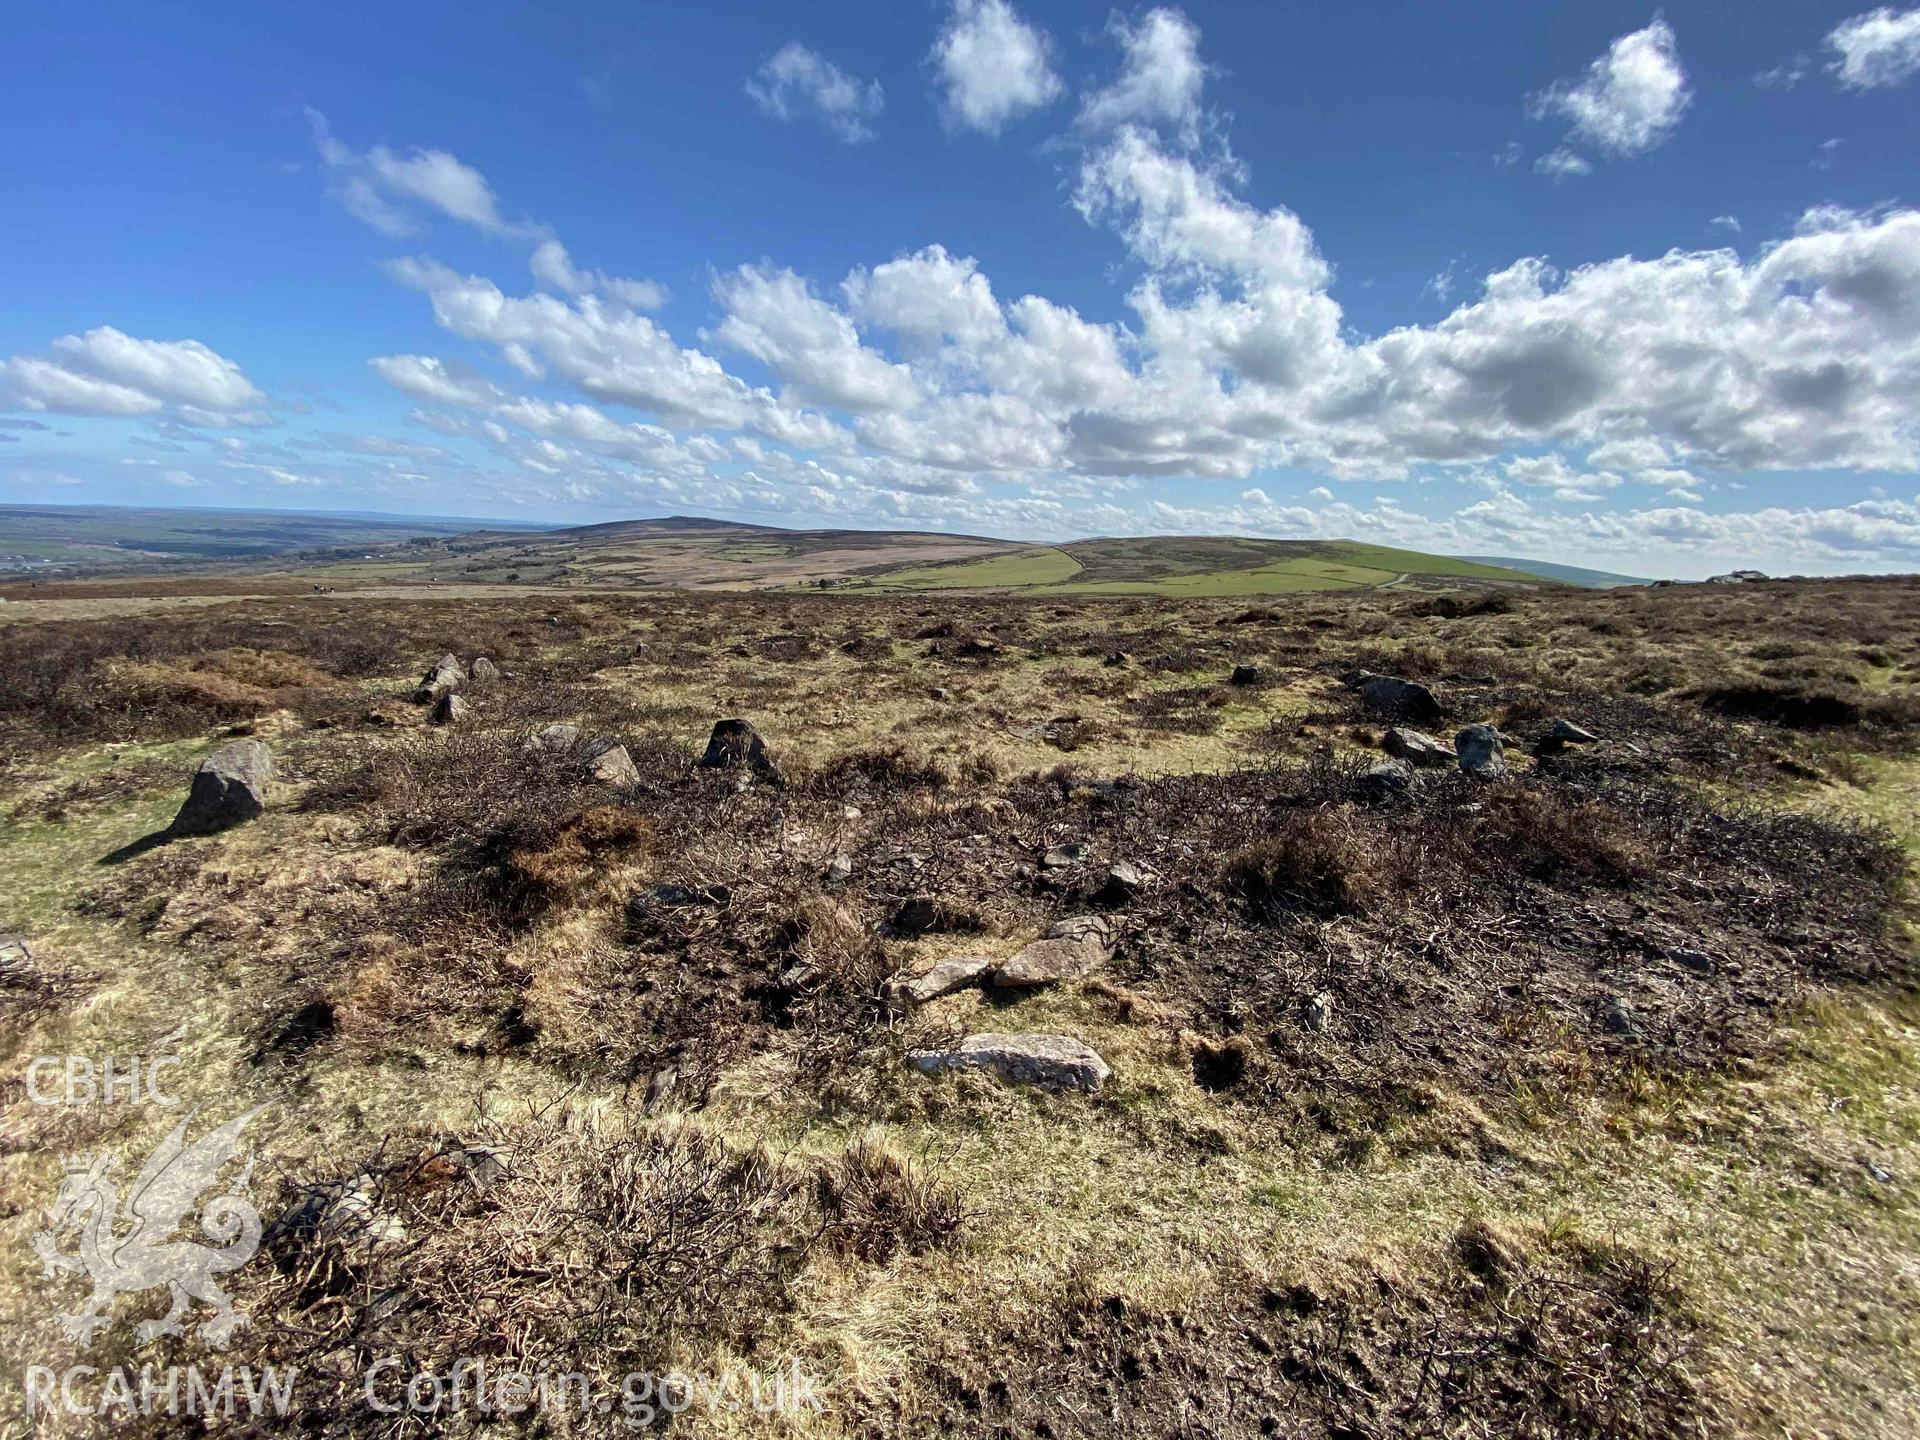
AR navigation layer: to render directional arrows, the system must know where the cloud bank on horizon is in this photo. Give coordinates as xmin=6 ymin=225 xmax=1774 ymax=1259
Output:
xmin=3 ymin=3 xmax=1920 ymax=578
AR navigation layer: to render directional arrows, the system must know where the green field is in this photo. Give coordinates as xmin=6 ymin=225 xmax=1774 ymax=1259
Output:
xmin=858 ymin=536 xmax=1541 ymax=596
xmin=861 ymin=545 xmax=1083 ymax=589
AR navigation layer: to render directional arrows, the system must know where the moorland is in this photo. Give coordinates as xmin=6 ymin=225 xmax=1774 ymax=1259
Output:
xmin=0 ymin=557 xmax=1916 ymax=1437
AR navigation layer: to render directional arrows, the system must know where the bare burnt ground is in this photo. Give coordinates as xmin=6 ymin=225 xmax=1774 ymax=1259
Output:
xmin=907 ymin=1220 xmax=1705 ymax=1440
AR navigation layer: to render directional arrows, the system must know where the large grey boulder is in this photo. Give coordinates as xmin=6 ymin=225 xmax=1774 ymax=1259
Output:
xmin=429 ymin=692 xmax=468 ymax=726
xmin=992 ymin=916 xmax=1114 ymax=988
xmin=469 ymin=656 xmax=501 ymax=683
xmin=170 ymin=740 xmax=273 ymax=836
xmin=1361 ymin=675 xmax=1442 ymax=724
xmin=908 ymin=1032 xmax=1111 ymax=1092
xmin=1455 ymin=724 xmax=1508 ymax=779
xmin=414 ymin=653 xmax=465 ymax=703
xmin=698 ymin=718 xmax=781 ymax=784
xmin=1383 ymin=727 xmax=1454 ymax=767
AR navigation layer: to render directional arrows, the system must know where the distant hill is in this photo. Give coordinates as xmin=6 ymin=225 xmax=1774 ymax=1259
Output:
xmin=4 ymin=506 xmax=1569 ymax=596
xmin=0 ymin=503 xmax=552 ymax=573
xmin=1455 ymin=555 xmax=1649 ymax=588
xmin=345 ymin=518 xmax=1554 ymax=595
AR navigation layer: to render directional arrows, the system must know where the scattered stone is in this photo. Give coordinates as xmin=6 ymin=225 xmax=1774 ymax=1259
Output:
xmin=532 ymin=722 xmax=582 ymax=752
xmin=1600 ymin=995 xmax=1636 ymax=1035
xmin=1094 ymin=861 xmax=1145 ymax=906
xmin=1104 ymin=651 xmax=1130 ymax=668
xmin=891 ymin=896 xmax=941 ymax=935
xmin=457 ymin=1145 xmax=508 ymax=1191
xmin=930 ymin=686 xmax=952 ymax=701
xmin=1230 ymin=664 xmax=1264 ymax=687
xmin=414 ymin=653 xmax=465 ymax=703
xmin=842 ymin=804 xmax=862 ymax=821
xmin=1303 ymin=991 xmax=1334 ymax=1032
xmin=642 ymin=1066 xmax=678 ymax=1115
xmin=1546 ymin=718 xmax=1599 ymax=745
xmin=1455 ymin=724 xmax=1508 ymax=779
xmin=469 ymin=656 xmax=501 ymax=683
xmin=908 ymin=1032 xmax=1111 ymax=1092
xmin=992 ymin=916 xmax=1114 ymax=988
xmin=1041 ymin=842 xmax=1089 ymax=870
xmin=1669 ymin=946 xmax=1715 ymax=975
xmin=276 ymin=1173 xmax=407 ymax=1256
xmin=1354 ymin=758 xmax=1414 ymax=800
xmin=698 ymin=718 xmax=781 ymax=784
xmin=572 ymin=735 xmax=639 ymax=785
xmin=1383 ymin=727 xmax=1454 ymax=767
xmin=627 ymin=884 xmax=730 ymax=922
xmin=825 ymin=853 xmax=854 ymax=886
xmin=886 ymin=953 xmax=997 ymax=1008
xmin=429 ymin=692 xmax=468 ymax=726
xmin=169 ymin=740 xmax=273 ymax=836
xmin=1361 ymin=674 xmax=1442 ymax=723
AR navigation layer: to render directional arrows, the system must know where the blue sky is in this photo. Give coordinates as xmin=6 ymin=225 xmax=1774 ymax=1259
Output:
xmin=3 ymin=1 xmax=1918 ymax=577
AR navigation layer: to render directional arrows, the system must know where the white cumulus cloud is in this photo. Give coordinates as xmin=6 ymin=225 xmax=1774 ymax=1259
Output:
xmin=746 ymin=43 xmax=884 ymax=144
xmin=307 ymin=109 xmax=527 ymax=237
xmin=1 ymin=327 xmax=265 ymax=423
xmin=929 ymin=0 xmax=1062 ymax=135
xmin=1530 ymin=18 xmax=1691 ymax=158
xmin=1078 ymin=7 xmax=1209 ymax=144
xmin=1828 ymin=6 xmax=1920 ymax=88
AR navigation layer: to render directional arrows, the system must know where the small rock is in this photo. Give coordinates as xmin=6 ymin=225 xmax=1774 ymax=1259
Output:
xmin=992 ymin=917 xmax=1113 ymax=987
xmin=698 ymin=718 xmax=781 ymax=784
xmin=930 ymin=687 xmax=952 ymax=701
xmin=170 ymin=740 xmax=273 ymax=836
xmin=627 ymin=884 xmax=730 ymax=922
xmin=1104 ymin=651 xmax=1130 ymax=668
xmin=908 ymin=1032 xmax=1111 ymax=1092
xmin=1668 ymin=946 xmax=1713 ymax=975
xmin=1600 ymin=996 xmax=1636 ymax=1035
xmin=1455 ymin=724 xmax=1508 ymax=779
xmin=887 ymin=953 xmax=997 ymax=1008
xmin=1547 ymin=718 xmax=1599 ymax=744
xmin=1230 ymin=664 xmax=1264 ymax=687
xmin=1095 ymin=862 xmax=1145 ymax=906
xmin=825 ymin=854 xmax=854 ymax=886
xmin=469 ymin=656 xmax=501 ymax=683
xmin=892 ymin=896 xmax=942 ymax=935
xmin=583 ymin=739 xmax=640 ymax=786
xmin=532 ymin=722 xmax=582 ymax=752
xmin=642 ymin=1066 xmax=678 ymax=1115
xmin=429 ymin=692 xmax=468 ymax=726
xmin=1383 ymin=727 xmax=1454 ymax=768
xmin=276 ymin=1173 xmax=407 ymax=1256
xmin=1042 ymin=842 xmax=1089 ymax=870
xmin=1361 ymin=674 xmax=1442 ymax=723
xmin=458 ymin=1146 xmax=508 ymax=1191
xmin=1354 ymin=758 xmax=1414 ymax=800
xmin=1303 ymin=991 xmax=1334 ymax=1032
